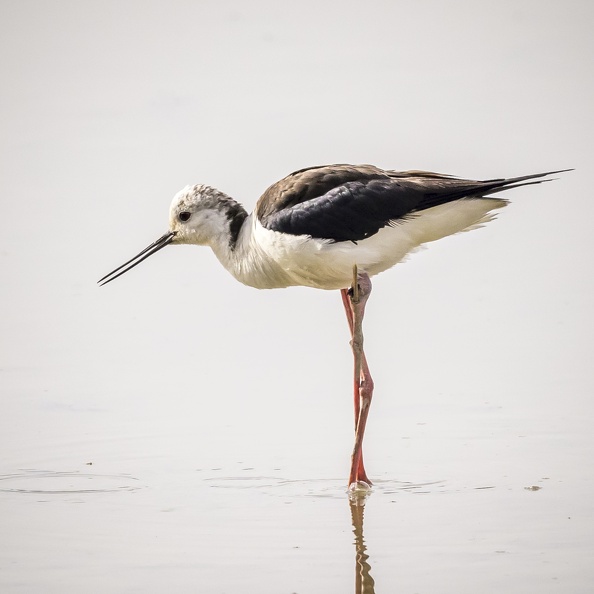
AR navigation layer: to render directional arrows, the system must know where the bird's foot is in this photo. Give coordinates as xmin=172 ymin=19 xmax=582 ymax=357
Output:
xmin=349 ymin=453 xmax=373 ymax=488
xmin=348 ymin=480 xmax=373 ymax=499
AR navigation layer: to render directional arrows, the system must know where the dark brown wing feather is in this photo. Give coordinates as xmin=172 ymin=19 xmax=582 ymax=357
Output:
xmin=255 ymin=164 xmax=387 ymax=220
xmin=255 ymin=164 xmax=568 ymax=242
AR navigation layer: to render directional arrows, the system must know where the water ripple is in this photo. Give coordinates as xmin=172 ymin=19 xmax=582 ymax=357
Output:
xmin=0 ymin=469 xmax=140 ymax=495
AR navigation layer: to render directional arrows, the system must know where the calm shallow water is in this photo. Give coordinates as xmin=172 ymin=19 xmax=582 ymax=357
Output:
xmin=2 ymin=392 xmax=592 ymax=593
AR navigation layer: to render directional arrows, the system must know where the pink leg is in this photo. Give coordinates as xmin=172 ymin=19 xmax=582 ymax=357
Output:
xmin=340 ymin=270 xmax=374 ymax=487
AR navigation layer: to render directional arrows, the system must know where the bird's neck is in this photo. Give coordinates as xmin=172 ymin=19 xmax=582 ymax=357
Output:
xmin=220 ymin=198 xmax=249 ymax=250
xmin=201 ymin=194 xmax=248 ymax=255
xmin=207 ymin=207 xmax=294 ymax=290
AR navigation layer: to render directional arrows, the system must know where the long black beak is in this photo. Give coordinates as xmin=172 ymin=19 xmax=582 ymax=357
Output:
xmin=98 ymin=231 xmax=177 ymax=286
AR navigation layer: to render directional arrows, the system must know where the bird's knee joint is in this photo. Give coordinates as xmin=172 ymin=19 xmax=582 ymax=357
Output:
xmin=350 ymin=338 xmax=363 ymax=353
xmin=360 ymin=379 xmax=374 ymax=397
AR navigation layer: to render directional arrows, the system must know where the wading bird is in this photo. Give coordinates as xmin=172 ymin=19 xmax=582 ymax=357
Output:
xmin=99 ymin=164 xmax=566 ymax=490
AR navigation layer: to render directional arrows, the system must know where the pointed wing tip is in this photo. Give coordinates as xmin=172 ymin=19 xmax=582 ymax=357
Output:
xmin=543 ymin=168 xmax=574 ymax=177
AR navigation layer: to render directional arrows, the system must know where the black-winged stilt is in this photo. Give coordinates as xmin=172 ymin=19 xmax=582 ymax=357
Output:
xmin=99 ymin=164 xmax=567 ymax=490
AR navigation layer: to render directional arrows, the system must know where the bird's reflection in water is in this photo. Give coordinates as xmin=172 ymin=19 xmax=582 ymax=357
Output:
xmin=349 ymin=491 xmax=376 ymax=594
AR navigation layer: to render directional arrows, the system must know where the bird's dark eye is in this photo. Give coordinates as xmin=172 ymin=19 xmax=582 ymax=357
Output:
xmin=178 ymin=211 xmax=191 ymax=222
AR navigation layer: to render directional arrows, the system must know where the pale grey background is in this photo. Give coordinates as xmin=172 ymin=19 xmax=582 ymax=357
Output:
xmin=1 ymin=1 xmax=593 ymax=592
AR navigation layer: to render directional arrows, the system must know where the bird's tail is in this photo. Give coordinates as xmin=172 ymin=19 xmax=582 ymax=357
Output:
xmin=471 ymin=169 xmax=573 ymax=198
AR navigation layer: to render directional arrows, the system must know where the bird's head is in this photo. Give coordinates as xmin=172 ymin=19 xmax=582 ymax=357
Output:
xmin=98 ymin=184 xmax=239 ymax=286
xmin=168 ymin=184 xmax=235 ymax=247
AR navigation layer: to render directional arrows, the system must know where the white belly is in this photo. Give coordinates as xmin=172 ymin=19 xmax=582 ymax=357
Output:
xmin=226 ymin=198 xmax=506 ymax=290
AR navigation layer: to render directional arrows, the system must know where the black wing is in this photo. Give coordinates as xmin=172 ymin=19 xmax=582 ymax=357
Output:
xmin=255 ymin=164 xmax=567 ymax=242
